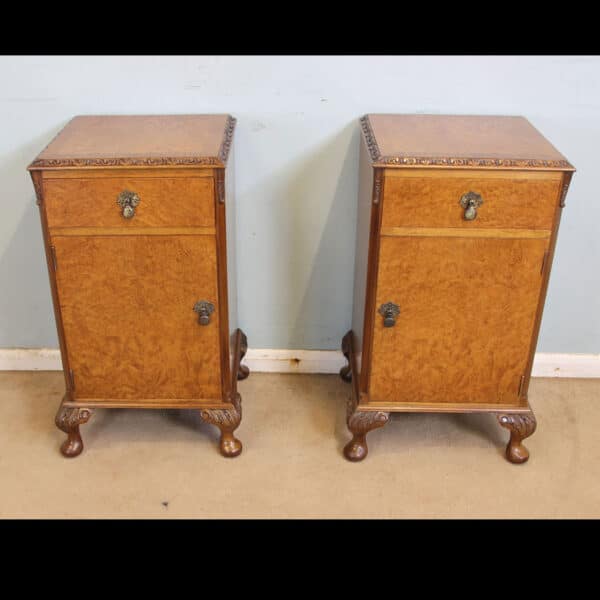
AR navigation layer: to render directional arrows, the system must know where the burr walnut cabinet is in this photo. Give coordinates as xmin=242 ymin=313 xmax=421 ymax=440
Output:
xmin=340 ymin=114 xmax=575 ymax=463
xmin=28 ymin=114 xmax=248 ymax=458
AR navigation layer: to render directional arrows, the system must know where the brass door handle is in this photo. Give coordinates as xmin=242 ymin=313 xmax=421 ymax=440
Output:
xmin=117 ymin=190 xmax=140 ymax=219
xmin=193 ymin=301 xmax=215 ymax=325
xmin=378 ymin=302 xmax=400 ymax=327
xmin=460 ymin=191 xmax=483 ymax=221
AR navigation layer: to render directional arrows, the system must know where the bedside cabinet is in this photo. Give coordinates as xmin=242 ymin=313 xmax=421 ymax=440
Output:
xmin=340 ymin=114 xmax=575 ymax=463
xmin=28 ymin=115 xmax=249 ymax=458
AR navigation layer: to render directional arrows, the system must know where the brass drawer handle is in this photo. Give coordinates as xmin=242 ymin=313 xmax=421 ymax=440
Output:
xmin=117 ymin=190 xmax=140 ymax=219
xmin=193 ymin=300 xmax=215 ymax=325
xmin=460 ymin=191 xmax=483 ymax=221
xmin=378 ymin=302 xmax=400 ymax=328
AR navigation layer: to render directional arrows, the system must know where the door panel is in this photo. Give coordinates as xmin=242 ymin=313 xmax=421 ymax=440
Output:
xmin=53 ymin=235 xmax=221 ymax=401
xmin=369 ymin=235 xmax=547 ymax=405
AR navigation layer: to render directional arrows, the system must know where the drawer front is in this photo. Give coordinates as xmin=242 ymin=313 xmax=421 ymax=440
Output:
xmin=382 ymin=169 xmax=562 ymax=230
xmin=44 ymin=176 xmax=215 ymax=229
xmin=369 ymin=235 xmax=547 ymax=405
xmin=53 ymin=234 xmax=222 ymax=402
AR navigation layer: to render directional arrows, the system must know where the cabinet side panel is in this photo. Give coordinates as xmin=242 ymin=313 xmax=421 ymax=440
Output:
xmin=521 ymin=171 xmax=572 ymax=396
xmin=351 ymin=136 xmax=375 ymax=380
xmin=226 ymin=143 xmax=238 ymax=336
xmin=31 ymin=171 xmax=72 ymax=396
xmin=215 ymin=167 xmax=232 ymax=400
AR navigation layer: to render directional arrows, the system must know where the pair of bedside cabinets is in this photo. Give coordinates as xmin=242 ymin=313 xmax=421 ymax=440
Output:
xmin=28 ymin=114 xmax=575 ymax=464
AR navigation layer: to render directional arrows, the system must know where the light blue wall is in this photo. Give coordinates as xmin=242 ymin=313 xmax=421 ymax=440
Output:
xmin=0 ymin=56 xmax=597 ymax=352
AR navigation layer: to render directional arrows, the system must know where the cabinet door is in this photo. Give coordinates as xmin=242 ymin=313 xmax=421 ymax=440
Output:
xmin=369 ymin=235 xmax=548 ymax=406
xmin=53 ymin=235 xmax=222 ymax=402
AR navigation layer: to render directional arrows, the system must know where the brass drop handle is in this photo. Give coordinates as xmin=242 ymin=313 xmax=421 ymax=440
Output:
xmin=117 ymin=190 xmax=140 ymax=219
xmin=378 ymin=302 xmax=400 ymax=328
xmin=460 ymin=191 xmax=483 ymax=221
xmin=193 ymin=300 xmax=215 ymax=325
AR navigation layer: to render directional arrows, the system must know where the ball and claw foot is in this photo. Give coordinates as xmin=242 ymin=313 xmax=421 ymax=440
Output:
xmin=200 ymin=393 xmax=243 ymax=458
xmin=55 ymin=405 xmax=92 ymax=458
xmin=497 ymin=412 xmax=537 ymax=464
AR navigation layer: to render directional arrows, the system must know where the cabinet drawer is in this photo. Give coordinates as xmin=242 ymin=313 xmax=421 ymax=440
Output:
xmin=381 ymin=169 xmax=562 ymax=230
xmin=43 ymin=176 xmax=215 ymax=229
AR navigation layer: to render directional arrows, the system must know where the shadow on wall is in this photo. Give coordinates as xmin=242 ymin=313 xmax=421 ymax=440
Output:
xmin=287 ymin=123 xmax=361 ymax=350
xmin=0 ymin=135 xmax=59 ymax=348
xmin=1 ymin=121 xmax=361 ymax=352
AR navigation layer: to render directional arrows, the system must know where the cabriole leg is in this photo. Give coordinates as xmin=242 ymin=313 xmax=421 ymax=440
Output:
xmin=339 ymin=330 xmax=352 ymax=383
xmin=237 ymin=329 xmax=250 ymax=381
xmin=55 ymin=404 xmax=93 ymax=458
xmin=200 ymin=394 xmax=243 ymax=458
xmin=344 ymin=404 xmax=389 ymax=462
xmin=497 ymin=409 xmax=537 ymax=464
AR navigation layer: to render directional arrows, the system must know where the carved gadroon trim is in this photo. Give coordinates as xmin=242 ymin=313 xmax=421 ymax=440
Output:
xmin=380 ymin=156 xmax=573 ymax=169
xmin=29 ymin=156 xmax=224 ymax=169
xmin=218 ymin=115 xmax=236 ymax=164
xmin=359 ymin=114 xmax=574 ymax=170
xmin=360 ymin=115 xmax=382 ymax=162
xmin=55 ymin=406 xmax=92 ymax=432
xmin=200 ymin=393 xmax=242 ymax=431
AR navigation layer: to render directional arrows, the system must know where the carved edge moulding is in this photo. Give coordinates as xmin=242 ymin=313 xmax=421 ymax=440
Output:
xmin=359 ymin=115 xmax=575 ymax=170
xmin=28 ymin=115 xmax=237 ymax=170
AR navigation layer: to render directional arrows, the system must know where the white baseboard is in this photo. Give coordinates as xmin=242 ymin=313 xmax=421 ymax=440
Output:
xmin=0 ymin=348 xmax=63 ymax=371
xmin=242 ymin=349 xmax=347 ymax=374
xmin=529 ymin=353 xmax=600 ymax=378
xmin=0 ymin=348 xmax=599 ymax=378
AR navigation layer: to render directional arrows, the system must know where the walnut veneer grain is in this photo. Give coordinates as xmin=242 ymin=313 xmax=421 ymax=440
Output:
xmin=341 ymin=114 xmax=575 ymax=463
xmin=44 ymin=176 xmax=215 ymax=228
xmin=29 ymin=115 xmax=246 ymax=458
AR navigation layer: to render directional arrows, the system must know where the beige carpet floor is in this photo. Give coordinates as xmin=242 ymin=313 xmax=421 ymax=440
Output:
xmin=0 ymin=371 xmax=598 ymax=518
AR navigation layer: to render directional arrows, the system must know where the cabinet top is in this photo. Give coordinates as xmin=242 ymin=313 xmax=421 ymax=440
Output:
xmin=362 ymin=114 xmax=574 ymax=171
xmin=28 ymin=114 xmax=235 ymax=170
